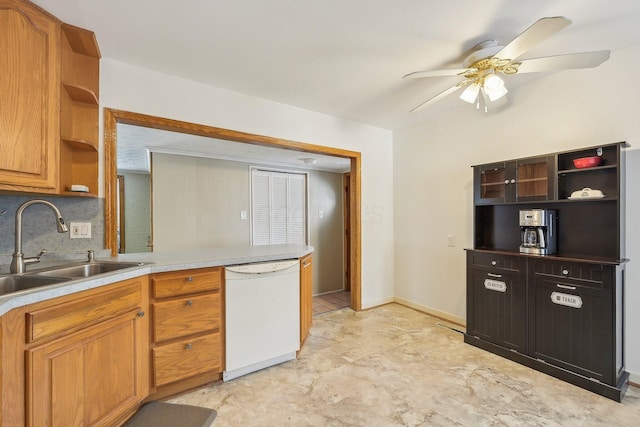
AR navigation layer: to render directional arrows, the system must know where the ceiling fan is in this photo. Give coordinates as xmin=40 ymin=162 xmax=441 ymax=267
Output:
xmin=404 ymin=17 xmax=610 ymax=112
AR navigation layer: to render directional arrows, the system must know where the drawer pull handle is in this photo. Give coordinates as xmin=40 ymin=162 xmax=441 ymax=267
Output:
xmin=136 ymin=311 xmax=145 ymax=318
xmin=487 ymin=273 xmax=502 ymax=278
xmin=491 ymin=261 xmax=497 ymax=266
xmin=557 ymin=284 xmax=577 ymax=290
xmin=185 ymin=343 xmax=192 ymax=350
xmin=303 ymin=262 xmax=311 ymax=268
xmin=186 ymin=300 xmax=193 ymax=306
xmin=185 ymin=277 xmax=193 ymax=282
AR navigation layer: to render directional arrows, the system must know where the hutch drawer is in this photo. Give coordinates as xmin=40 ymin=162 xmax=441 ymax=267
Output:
xmin=468 ymin=251 xmax=523 ymax=272
xmin=529 ymin=259 xmax=604 ymax=282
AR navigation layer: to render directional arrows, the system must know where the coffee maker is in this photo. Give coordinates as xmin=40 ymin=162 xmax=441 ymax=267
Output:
xmin=519 ymin=209 xmax=556 ymax=255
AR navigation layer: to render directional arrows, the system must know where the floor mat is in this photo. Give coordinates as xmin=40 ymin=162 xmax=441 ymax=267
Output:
xmin=123 ymin=401 xmax=217 ymax=427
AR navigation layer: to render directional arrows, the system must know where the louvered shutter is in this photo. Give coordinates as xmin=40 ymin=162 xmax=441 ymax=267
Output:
xmin=251 ymin=169 xmax=307 ymax=246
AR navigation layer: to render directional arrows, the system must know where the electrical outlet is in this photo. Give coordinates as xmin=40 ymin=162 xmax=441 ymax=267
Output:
xmin=70 ymin=222 xmax=92 ymax=239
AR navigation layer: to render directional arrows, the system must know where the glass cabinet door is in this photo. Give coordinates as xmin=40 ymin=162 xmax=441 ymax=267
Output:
xmin=515 ymin=156 xmax=554 ymax=201
xmin=479 ymin=164 xmax=507 ymax=202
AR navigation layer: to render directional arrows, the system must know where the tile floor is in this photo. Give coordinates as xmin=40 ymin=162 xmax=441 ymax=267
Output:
xmin=169 ymin=303 xmax=640 ymax=426
xmin=313 ymin=290 xmax=351 ymax=315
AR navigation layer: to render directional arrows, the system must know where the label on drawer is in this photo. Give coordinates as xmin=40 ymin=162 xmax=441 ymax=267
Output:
xmin=484 ymin=279 xmax=506 ymax=292
xmin=550 ymin=291 xmax=583 ymax=309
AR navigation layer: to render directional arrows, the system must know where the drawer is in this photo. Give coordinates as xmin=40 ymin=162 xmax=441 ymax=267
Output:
xmin=152 ymin=267 xmax=221 ymax=298
xmin=26 ymin=279 xmax=142 ymax=343
xmin=153 ymin=332 xmax=221 ymax=387
xmin=534 ymin=275 xmax=603 ymax=293
xmin=530 ymin=259 xmax=604 ymax=282
xmin=152 ymin=293 xmax=221 ymax=342
xmin=468 ymin=251 xmax=523 ymax=272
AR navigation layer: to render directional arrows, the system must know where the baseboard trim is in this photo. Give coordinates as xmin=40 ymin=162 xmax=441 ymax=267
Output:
xmin=361 ymin=297 xmax=395 ymax=310
xmin=394 ymin=297 xmax=465 ymax=327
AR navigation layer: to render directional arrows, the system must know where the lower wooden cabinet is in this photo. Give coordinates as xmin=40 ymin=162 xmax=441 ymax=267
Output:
xmin=300 ymin=254 xmax=313 ymax=347
xmin=23 ymin=277 xmax=149 ymax=427
xmin=465 ymin=249 xmax=628 ymax=401
xmin=27 ymin=309 xmax=144 ymax=427
xmin=149 ymin=267 xmax=223 ymax=397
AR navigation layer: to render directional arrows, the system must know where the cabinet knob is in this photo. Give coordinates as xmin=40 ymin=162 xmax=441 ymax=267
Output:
xmin=491 ymin=260 xmax=497 ymax=266
xmin=510 ymin=179 xmax=516 ymax=184
xmin=186 ymin=300 xmax=193 ymax=306
xmin=504 ymin=180 xmax=510 ymax=184
xmin=562 ymin=269 xmax=569 ymax=275
xmin=185 ymin=343 xmax=192 ymax=350
xmin=185 ymin=276 xmax=193 ymax=282
xmin=136 ymin=311 xmax=145 ymax=318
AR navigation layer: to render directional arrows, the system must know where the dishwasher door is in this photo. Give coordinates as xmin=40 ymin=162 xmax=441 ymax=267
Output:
xmin=224 ymin=259 xmax=300 ymax=381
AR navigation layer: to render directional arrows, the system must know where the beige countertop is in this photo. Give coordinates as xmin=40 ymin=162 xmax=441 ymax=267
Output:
xmin=0 ymin=244 xmax=313 ymax=316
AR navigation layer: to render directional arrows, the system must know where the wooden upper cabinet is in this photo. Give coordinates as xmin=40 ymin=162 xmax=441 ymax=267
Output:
xmin=0 ymin=0 xmax=59 ymax=192
xmin=0 ymin=0 xmax=101 ymax=196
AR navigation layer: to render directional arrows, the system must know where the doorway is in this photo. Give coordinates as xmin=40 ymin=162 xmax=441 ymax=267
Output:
xmin=104 ymin=108 xmax=362 ymax=311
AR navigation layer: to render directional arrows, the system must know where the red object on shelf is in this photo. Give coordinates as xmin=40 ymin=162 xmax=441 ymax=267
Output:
xmin=573 ymin=156 xmax=602 ymax=168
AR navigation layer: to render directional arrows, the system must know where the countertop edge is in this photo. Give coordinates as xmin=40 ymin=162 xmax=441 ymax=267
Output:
xmin=0 ymin=245 xmax=314 ymax=316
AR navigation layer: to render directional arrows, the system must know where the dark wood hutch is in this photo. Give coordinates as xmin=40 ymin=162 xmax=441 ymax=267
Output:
xmin=465 ymin=142 xmax=628 ymax=401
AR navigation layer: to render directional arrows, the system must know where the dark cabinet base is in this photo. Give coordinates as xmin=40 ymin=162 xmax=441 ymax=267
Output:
xmin=464 ymin=333 xmax=629 ymax=402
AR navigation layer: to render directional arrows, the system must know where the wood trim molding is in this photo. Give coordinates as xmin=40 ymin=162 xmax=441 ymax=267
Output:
xmin=103 ymin=108 xmax=362 ymax=311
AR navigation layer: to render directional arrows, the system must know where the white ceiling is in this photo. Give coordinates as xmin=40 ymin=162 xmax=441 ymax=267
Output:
xmin=32 ymin=0 xmax=640 ymax=130
xmin=31 ymin=0 xmax=640 ymax=170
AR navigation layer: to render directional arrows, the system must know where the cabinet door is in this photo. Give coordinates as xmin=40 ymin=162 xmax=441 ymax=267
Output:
xmin=300 ymin=254 xmax=313 ymax=346
xmin=0 ymin=1 xmax=59 ymax=192
xmin=474 ymin=162 xmax=512 ymax=204
xmin=27 ymin=309 xmax=146 ymax=427
xmin=514 ymin=156 xmax=555 ymax=202
xmin=467 ymin=268 xmax=526 ymax=352
xmin=528 ymin=274 xmax=614 ymax=384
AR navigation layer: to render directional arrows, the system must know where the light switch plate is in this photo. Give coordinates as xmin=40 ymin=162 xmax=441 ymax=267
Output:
xmin=70 ymin=222 xmax=92 ymax=239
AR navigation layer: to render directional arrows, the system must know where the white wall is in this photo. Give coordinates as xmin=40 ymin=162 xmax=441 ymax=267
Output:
xmin=100 ymin=59 xmax=394 ymax=308
xmin=393 ymin=44 xmax=640 ymax=379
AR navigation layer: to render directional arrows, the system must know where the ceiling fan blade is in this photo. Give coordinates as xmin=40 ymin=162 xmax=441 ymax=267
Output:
xmin=410 ymin=85 xmax=462 ymax=113
xmin=403 ymin=68 xmax=472 ymax=79
xmin=494 ymin=16 xmax=571 ymax=61
xmin=516 ymin=50 xmax=610 ymax=73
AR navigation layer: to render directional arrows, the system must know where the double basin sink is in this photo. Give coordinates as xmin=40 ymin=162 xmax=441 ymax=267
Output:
xmin=0 ymin=261 xmax=145 ymax=296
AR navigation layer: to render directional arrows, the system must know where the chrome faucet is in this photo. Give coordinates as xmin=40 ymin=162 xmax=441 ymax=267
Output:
xmin=10 ymin=200 xmax=69 ymax=274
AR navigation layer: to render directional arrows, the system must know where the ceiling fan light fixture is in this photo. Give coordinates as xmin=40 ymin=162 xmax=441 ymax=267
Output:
xmin=459 ymin=83 xmax=481 ymax=103
xmin=483 ymin=74 xmax=508 ymax=102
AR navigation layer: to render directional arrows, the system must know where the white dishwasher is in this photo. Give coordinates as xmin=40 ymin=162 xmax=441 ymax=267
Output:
xmin=223 ymin=259 xmax=300 ymax=381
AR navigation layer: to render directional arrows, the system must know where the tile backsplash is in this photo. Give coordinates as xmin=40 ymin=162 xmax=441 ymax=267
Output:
xmin=0 ymin=195 xmax=106 ymax=269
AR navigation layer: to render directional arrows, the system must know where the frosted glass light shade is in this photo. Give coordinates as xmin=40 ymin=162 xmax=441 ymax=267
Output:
xmin=459 ymin=84 xmax=481 ymax=103
xmin=483 ymin=74 xmax=508 ymax=101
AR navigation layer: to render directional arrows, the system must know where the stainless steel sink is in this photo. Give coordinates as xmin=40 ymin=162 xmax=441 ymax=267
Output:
xmin=35 ymin=261 xmax=144 ymax=278
xmin=0 ymin=275 xmax=70 ymax=295
xmin=0 ymin=261 xmax=146 ymax=297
